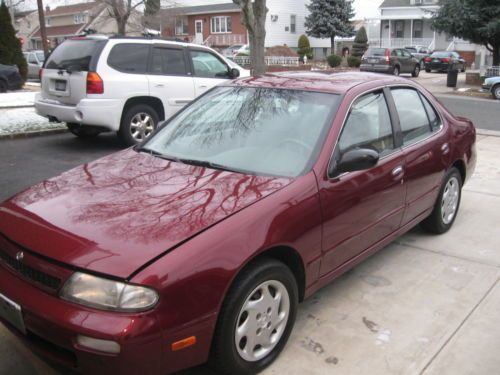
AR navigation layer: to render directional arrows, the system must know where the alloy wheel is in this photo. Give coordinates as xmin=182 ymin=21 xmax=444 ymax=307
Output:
xmin=441 ymin=176 xmax=460 ymax=225
xmin=130 ymin=112 xmax=155 ymax=141
xmin=235 ymin=280 xmax=290 ymax=362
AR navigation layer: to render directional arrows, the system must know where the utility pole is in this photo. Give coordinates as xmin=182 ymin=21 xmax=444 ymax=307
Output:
xmin=36 ymin=0 xmax=50 ymax=56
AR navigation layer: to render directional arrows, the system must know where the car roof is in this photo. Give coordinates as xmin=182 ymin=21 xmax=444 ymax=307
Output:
xmin=229 ymin=71 xmax=410 ymax=94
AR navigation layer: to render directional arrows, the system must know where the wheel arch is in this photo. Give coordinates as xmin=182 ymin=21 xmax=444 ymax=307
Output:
xmin=121 ymin=96 xmax=166 ymax=125
xmin=452 ymin=159 xmax=466 ymax=183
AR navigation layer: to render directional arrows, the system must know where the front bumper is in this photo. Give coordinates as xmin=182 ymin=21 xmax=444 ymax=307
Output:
xmin=0 ymin=263 xmax=163 ymax=375
xmin=482 ymin=84 xmax=492 ymax=91
xmin=34 ymin=94 xmax=123 ymax=131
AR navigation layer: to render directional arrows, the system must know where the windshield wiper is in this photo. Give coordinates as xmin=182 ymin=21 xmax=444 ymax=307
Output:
xmin=178 ymin=158 xmax=252 ymax=175
xmin=136 ymin=147 xmax=180 ymax=162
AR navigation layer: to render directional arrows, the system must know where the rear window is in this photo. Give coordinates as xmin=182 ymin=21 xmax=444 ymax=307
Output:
xmin=431 ymin=52 xmax=452 ymax=58
xmin=107 ymin=43 xmax=150 ymax=73
xmin=405 ymin=47 xmax=417 ymax=53
xmin=366 ymin=48 xmax=387 ymax=57
xmin=45 ymin=39 xmax=103 ymax=71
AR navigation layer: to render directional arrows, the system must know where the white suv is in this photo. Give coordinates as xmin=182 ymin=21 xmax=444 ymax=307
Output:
xmin=35 ymin=36 xmax=250 ymax=145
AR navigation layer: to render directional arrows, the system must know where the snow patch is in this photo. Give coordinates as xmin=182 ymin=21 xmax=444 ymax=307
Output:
xmin=0 ymin=107 xmax=65 ymax=135
xmin=0 ymin=91 xmax=36 ymax=108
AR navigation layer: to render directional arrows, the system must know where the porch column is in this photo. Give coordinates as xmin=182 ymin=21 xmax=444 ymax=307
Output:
xmin=410 ymin=19 xmax=413 ymax=46
xmin=388 ymin=20 xmax=391 ymax=47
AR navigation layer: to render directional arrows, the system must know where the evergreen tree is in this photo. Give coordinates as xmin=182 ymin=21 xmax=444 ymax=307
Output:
xmin=297 ymin=34 xmax=313 ymax=60
xmin=305 ymin=0 xmax=355 ymax=51
xmin=0 ymin=1 xmax=27 ymax=81
xmin=432 ymin=0 xmax=500 ymax=65
xmin=145 ymin=0 xmax=160 ymax=17
xmin=352 ymin=26 xmax=368 ymax=58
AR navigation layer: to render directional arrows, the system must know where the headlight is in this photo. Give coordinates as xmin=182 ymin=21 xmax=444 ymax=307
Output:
xmin=60 ymin=272 xmax=159 ymax=312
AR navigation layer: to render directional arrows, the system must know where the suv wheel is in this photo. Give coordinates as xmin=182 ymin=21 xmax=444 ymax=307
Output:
xmin=393 ymin=65 xmax=400 ymax=76
xmin=493 ymin=84 xmax=500 ymax=100
xmin=0 ymin=80 xmax=7 ymax=93
xmin=210 ymin=258 xmax=298 ymax=375
xmin=119 ymin=104 xmax=159 ymax=146
xmin=412 ymin=64 xmax=420 ymax=78
xmin=67 ymin=123 xmax=100 ymax=138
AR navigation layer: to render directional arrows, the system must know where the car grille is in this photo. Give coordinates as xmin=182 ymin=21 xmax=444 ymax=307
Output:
xmin=0 ymin=247 xmax=61 ymax=290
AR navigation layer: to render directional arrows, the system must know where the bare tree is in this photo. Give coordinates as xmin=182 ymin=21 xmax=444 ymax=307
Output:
xmin=233 ymin=0 xmax=267 ymax=75
xmin=98 ymin=0 xmax=145 ymax=35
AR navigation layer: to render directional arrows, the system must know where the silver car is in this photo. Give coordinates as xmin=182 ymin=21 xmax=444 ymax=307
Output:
xmin=23 ymin=50 xmax=45 ymax=80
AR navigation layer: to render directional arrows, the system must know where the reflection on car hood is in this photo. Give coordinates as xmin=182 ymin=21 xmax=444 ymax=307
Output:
xmin=0 ymin=149 xmax=293 ymax=278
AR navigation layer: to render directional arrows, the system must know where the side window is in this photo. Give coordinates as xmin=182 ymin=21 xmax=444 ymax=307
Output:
xmin=189 ymin=50 xmax=229 ymax=78
xmin=420 ymin=93 xmax=442 ymax=132
xmin=107 ymin=44 xmax=150 ymax=73
xmin=28 ymin=53 xmax=37 ymax=64
xmin=338 ymin=91 xmax=394 ymax=157
xmin=402 ymin=50 xmax=411 ymax=58
xmin=391 ymin=88 xmax=432 ymax=145
xmin=150 ymin=47 xmax=187 ymax=75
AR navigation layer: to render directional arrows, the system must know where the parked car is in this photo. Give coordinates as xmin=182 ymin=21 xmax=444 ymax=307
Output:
xmin=34 ymin=36 xmax=250 ymax=145
xmin=0 ymin=72 xmax=476 ymax=375
xmin=405 ymin=45 xmax=431 ymax=68
xmin=234 ymin=44 xmax=250 ymax=57
xmin=222 ymin=44 xmax=245 ymax=59
xmin=424 ymin=51 xmax=466 ymax=73
xmin=360 ymin=47 xmax=421 ymax=77
xmin=23 ymin=50 xmax=45 ymax=80
xmin=0 ymin=63 xmax=23 ymax=92
xmin=482 ymin=76 xmax=500 ymax=100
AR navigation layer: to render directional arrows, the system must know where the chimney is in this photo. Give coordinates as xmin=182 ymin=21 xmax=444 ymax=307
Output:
xmin=45 ymin=5 xmax=50 ymax=12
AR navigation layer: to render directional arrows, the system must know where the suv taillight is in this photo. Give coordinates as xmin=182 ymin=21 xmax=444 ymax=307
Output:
xmin=385 ymin=49 xmax=391 ymax=64
xmin=87 ymin=72 xmax=103 ymax=94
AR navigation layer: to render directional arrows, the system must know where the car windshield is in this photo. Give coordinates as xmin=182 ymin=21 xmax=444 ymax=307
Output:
xmin=143 ymin=86 xmax=339 ymax=177
xmin=431 ymin=52 xmax=452 ymax=58
xmin=36 ymin=51 xmax=45 ymax=62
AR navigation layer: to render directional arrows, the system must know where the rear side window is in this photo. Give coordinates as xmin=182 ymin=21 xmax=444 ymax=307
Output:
xmin=150 ymin=47 xmax=187 ymax=75
xmin=107 ymin=43 xmax=150 ymax=73
xmin=366 ymin=48 xmax=387 ymax=56
xmin=45 ymin=39 xmax=103 ymax=71
xmin=420 ymin=94 xmax=442 ymax=132
xmin=391 ymin=88 xmax=432 ymax=145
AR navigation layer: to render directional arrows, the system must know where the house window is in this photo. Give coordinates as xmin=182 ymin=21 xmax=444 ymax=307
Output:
xmin=413 ymin=20 xmax=423 ymax=38
xmin=74 ymin=13 xmax=86 ymax=24
xmin=395 ymin=21 xmax=404 ymax=38
xmin=211 ymin=16 xmax=232 ymax=33
xmin=175 ymin=17 xmax=188 ymax=35
xmin=290 ymin=14 xmax=296 ymax=33
xmin=45 ymin=17 xmax=51 ymax=26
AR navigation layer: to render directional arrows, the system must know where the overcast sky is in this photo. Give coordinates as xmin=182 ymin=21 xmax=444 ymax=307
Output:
xmin=22 ymin=0 xmax=383 ymax=19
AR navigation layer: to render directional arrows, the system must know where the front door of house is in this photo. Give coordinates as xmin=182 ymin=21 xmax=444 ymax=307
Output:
xmin=195 ymin=20 xmax=203 ymax=44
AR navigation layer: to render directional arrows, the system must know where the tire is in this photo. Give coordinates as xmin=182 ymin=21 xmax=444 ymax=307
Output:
xmin=412 ymin=64 xmax=420 ymax=78
xmin=421 ymin=167 xmax=462 ymax=234
xmin=210 ymin=258 xmax=298 ymax=375
xmin=461 ymin=64 xmax=466 ymax=73
xmin=119 ymin=104 xmax=159 ymax=146
xmin=67 ymin=123 xmax=100 ymax=138
xmin=393 ymin=65 xmax=400 ymax=76
xmin=0 ymin=80 xmax=7 ymax=93
xmin=425 ymin=68 xmax=431 ymax=73
xmin=492 ymin=84 xmax=500 ymax=100
xmin=420 ymin=60 xmax=425 ymax=70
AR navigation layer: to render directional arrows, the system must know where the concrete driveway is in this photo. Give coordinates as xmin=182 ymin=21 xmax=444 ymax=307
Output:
xmin=1 ymin=135 xmax=499 ymax=375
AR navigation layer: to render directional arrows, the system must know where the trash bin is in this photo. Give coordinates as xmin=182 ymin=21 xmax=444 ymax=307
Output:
xmin=447 ymin=66 xmax=458 ymax=87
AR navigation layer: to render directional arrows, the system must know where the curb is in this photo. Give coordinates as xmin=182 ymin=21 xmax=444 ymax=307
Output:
xmin=477 ymin=129 xmax=500 ymax=138
xmin=0 ymin=128 xmax=67 ymax=140
xmin=0 ymin=105 xmax=35 ymax=110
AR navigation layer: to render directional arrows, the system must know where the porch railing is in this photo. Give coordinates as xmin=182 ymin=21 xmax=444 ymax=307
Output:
xmin=369 ymin=38 xmax=434 ymax=49
xmin=234 ymin=56 xmax=300 ymax=67
xmin=485 ymin=66 xmax=500 ymax=78
xmin=203 ymin=34 xmax=247 ymax=47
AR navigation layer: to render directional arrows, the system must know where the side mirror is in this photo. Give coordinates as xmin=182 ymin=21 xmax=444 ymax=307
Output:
xmin=229 ymin=67 xmax=240 ymax=79
xmin=330 ymin=148 xmax=379 ymax=177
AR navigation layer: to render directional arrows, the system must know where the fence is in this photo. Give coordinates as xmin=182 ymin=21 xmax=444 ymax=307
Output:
xmin=485 ymin=66 xmax=500 ymax=78
xmin=234 ymin=56 xmax=300 ymax=67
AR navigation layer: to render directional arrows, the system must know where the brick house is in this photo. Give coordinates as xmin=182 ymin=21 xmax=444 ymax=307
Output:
xmin=162 ymin=3 xmax=247 ymax=47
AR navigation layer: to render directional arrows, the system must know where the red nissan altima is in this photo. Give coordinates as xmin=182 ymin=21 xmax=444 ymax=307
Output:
xmin=0 ymin=72 xmax=476 ymax=374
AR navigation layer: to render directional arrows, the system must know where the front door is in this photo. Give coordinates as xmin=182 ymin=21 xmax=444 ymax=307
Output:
xmin=188 ymin=49 xmax=232 ymax=96
xmin=319 ymin=89 xmax=406 ymax=275
xmin=195 ymin=20 xmax=204 ymax=44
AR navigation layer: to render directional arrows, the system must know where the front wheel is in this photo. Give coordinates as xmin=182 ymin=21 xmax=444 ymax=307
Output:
xmin=412 ymin=64 xmax=420 ymax=78
xmin=493 ymin=84 xmax=500 ymax=100
xmin=119 ymin=104 xmax=159 ymax=146
xmin=421 ymin=167 xmax=462 ymax=234
xmin=0 ymin=80 xmax=7 ymax=93
xmin=393 ymin=65 xmax=400 ymax=76
xmin=210 ymin=258 xmax=298 ymax=375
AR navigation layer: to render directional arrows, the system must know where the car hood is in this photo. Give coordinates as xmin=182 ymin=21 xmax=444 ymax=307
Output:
xmin=0 ymin=149 xmax=293 ymax=278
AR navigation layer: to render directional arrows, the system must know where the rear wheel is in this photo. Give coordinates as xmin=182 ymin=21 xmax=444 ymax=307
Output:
xmin=119 ymin=104 xmax=159 ymax=146
xmin=0 ymin=80 xmax=7 ymax=93
xmin=67 ymin=123 xmax=101 ymax=138
xmin=412 ymin=64 xmax=420 ymax=78
xmin=493 ymin=84 xmax=500 ymax=100
xmin=421 ymin=167 xmax=462 ymax=234
xmin=393 ymin=65 xmax=400 ymax=76
xmin=210 ymin=258 xmax=298 ymax=375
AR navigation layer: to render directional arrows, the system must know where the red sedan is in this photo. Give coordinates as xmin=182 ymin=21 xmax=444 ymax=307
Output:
xmin=0 ymin=72 xmax=476 ymax=374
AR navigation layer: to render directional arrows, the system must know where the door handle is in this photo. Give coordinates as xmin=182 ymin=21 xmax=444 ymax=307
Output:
xmin=155 ymin=83 xmax=165 ymax=88
xmin=392 ymin=166 xmax=404 ymax=178
xmin=199 ymin=84 xmax=208 ymax=89
xmin=441 ymin=143 xmax=450 ymax=155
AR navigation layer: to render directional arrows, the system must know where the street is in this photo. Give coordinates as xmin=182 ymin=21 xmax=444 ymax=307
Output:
xmin=0 ymin=130 xmax=500 ymax=375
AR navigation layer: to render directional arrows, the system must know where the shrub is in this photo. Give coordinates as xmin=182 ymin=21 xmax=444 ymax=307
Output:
xmin=0 ymin=2 xmax=27 ymax=82
xmin=297 ymin=34 xmax=313 ymax=61
xmin=327 ymin=54 xmax=342 ymax=67
xmin=347 ymin=56 xmax=361 ymax=67
xmin=352 ymin=26 xmax=368 ymax=58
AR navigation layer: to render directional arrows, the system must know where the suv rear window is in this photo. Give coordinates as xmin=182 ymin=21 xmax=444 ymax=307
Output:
xmin=366 ymin=48 xmax=387 ymax=57
xmin=45 ymin=39 xmax=104 ymax=71
xmin=108 ymin=43 xmax=150 ymax=73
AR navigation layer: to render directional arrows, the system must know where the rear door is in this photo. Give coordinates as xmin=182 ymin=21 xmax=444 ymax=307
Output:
xmin=400 ymin=49 xmax=413 ymax=72
xmin=147 ymin=45 xmax=195 ymax=119
xmin=188 ymin=48 xmax=233 ymax=97
xmin=41 ymin=39 xmax=106 ymax=105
